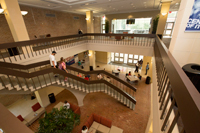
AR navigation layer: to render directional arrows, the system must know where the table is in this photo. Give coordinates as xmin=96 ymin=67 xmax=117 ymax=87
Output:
xmin=54 ymin=102 xmax=64 ymax=110
xmin=127 ymin=75 xmax=139 ymax=82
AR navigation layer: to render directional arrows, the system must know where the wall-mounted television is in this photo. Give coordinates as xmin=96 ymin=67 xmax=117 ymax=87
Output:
xmin=126 ymin=19 xmax=135 ymax=24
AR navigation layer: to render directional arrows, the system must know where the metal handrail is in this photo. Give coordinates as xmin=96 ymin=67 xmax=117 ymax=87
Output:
xmin=155 ymin=35 xmax=200 ymax=133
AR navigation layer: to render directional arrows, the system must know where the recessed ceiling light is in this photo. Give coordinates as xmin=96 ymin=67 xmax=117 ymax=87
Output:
xmin=175 ymin=3 xmax=179 ymax=5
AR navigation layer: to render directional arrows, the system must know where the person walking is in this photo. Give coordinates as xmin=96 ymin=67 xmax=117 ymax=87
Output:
xmin=49 ymin=51 xmax=58 ymax=77
xmin=134 ymin=63 xmax=139 ymax=73
xmin=78 ymin=28 xmax=83 ymax=34
xmin=59 ymin=57 xmax=69 ymax=81
xmin=145 ymin=62 xmax=149 ymax=75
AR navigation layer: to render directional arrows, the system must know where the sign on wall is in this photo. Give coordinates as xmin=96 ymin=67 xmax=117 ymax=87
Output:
xmin=185 ymin=0 xmax=200 ymax=32
xmin=73 ymin=17 xmax=79 ymax=20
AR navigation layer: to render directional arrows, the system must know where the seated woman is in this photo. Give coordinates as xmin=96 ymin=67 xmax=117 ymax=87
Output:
xmin=128 ymin=71 xmax=131 ymax=76
xmin=78 ymin=60 xmax=82 ymax=66
xmin=138 ymin=74 xmax=142 ymax=80
xmin=59 ymin=57 xmax=69 ymax=81
xmin=82 ymin=125 xmax=92 ymax=133
xmin=97 ymin=73 xmax=102 ymax=80
xmin=84 ymin=76 xmax=89 ymax=81
xmin=77 ymin=73 xmax=82 ymax=77
xmin=63 ymin=100 xmax=70 ymax=109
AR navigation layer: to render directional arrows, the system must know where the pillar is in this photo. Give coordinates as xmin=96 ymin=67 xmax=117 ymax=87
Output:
xmin=35 ymin=89 xmax=50 ymax=108
xmin=0 ymin=0 xmax=30 ymax=42
xmin=86 ymin=11 xmax=94 ymax=33
xmin=169 ymin=0 xmax=200 ymax=67
xmin=89 ymin=50 xmax=96 ymax=69
xmin=156 ymin=1 xmax=171 ymax=38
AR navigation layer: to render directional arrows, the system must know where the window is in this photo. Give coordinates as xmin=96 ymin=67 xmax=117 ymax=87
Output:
xmin=115 ymin=58 xmax=119 ymax=61
xmin=115 ymin=53 xmax=119 ymax=57
xmin=124 ymin=54 xmax=128 ymax=63
xmin=120 ymin=53 xmax=124 ymax=57
xmin=128 ymin=59 xmax=132 ymax=63
xmin=129 ymin=54 xmax=133 ymax=58
xmin=133 ymin=60 xmax=138 ymax=63
xmin=111 ymin=52 xmax=114 ymax=62
xmin=139 ymin=55 xmax=144 ymax=60
xmin=120 ymin=58 xmax=123 ymax=62
xmin=134 ymin=55 xmax=138 ymax=59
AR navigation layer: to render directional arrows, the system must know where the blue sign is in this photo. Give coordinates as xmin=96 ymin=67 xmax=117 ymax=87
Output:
xmin=185 ymin=0 xmax=200 ymax=32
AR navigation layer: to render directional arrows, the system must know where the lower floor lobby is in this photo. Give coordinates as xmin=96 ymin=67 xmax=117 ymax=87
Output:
xmin=4 ymin=59 xmax=152 ymax=133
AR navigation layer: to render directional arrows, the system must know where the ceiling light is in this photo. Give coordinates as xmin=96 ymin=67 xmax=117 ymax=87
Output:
xmin=86 ymin=18 xmax=89 ymax=20
xmin=0 ymin=8 xmax=4 ymax=14
xmin=21 ymin=11 xmax=28 ymax=16
xmin=175 ymin=3 xmax=179 ymax=5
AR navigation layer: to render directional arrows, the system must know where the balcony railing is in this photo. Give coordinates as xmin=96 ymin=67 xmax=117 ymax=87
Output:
xmin=0 ymin=33 xmax=155 ymax=63
xmin=0 ymin=33 xmax=199 ymax=132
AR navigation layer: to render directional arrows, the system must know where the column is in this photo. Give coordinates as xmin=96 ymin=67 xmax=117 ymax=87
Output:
xmin=1 ymin=0 xmax=29 ymax=42
xmin=89 ymin=50 xmax=96 ymax=70
xmin=169 ymin=0 xmax=200 ymax=67
xmin=156 ymin=1 xmax=171 ymax=38
xmin=86 ymin=11 xmax=94 ymax=33
xmin=35 ymin=89 xmax=50 ymax=108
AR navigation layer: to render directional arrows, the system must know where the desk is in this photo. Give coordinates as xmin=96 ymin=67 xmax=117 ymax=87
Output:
xmin=127 ymin=76 xmax=139 ymax=82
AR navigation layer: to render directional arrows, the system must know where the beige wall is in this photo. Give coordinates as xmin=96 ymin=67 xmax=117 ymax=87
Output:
xmin=78 ymin=52 xmax=85 ymax=60
xmin=169 ymin=0 xmax=200 ymax=67
xmin=35 ymin=88 xmax=50 ymax=108
xmin=0 ymin=5 xmax=101 ymax=44
xmin=96 ymin=51 xmax=108 ymax=64
xmin=143 ymin=56 xmax=152 ymax=79
xmin=106 ymin=10 xmax=160 ymax=33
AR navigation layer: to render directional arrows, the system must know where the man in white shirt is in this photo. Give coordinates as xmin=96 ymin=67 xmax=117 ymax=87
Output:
xmin=49 ymin=51 xmax=57 ymax=68
xmin=63 ymin=101 xmax=70 ymax=109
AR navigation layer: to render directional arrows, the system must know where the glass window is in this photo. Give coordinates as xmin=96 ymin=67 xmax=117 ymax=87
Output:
xmin=120 ymin=53 xmax=124 ymax=57
xmin=133 ymin=60 xmax=138 ymax=63
xmin=111 ymin=52 xmax=114 ymax=62
xmin=124 ymin=54 xmax=128 ymax=63
xmin=134 ymin=55 xmax=138 ymax=59
xmin=129 ymin=54 xmax=133 ymax=58
xmin=115 ymin=58 xmax=119 ymax=61
xmin=115 ymin=53 xmax=119 ymax=56
xmin=139 ymin=55 xmax=144 ymax=60
xmin=128 ymin=59 xmax=132 ymax=63
xmin=120 ymin=58 xmax=123 ymax=62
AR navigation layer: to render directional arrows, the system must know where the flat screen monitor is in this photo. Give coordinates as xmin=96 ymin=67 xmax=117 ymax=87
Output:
xmin=126 ymin=19 xmax=135 ymax=24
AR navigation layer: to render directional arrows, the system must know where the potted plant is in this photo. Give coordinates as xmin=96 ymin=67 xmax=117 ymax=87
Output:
xmin=37 ymin=107 xmax=80 ymax=133
xmin=105 ymin=20 xmax=109 ymax=33
xmin=152 ymin=15 xmax=159 ymax=34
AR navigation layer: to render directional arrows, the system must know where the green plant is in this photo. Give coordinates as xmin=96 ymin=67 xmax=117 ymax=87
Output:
xmin=105 ymin=20 xmax=109 ymax=33
xmin=36 ymin=107 xmax=80 ymax=133
xmin=152 ymin=15 xmax=159 ymax=34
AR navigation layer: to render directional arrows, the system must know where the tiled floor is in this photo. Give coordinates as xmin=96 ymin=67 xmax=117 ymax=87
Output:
xmin=8 ymin=59 xmax=151 ymax=133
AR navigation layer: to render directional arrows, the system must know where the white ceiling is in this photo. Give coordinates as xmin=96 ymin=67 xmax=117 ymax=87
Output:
xmin=18 ymin=0 xmax=182 ymax=16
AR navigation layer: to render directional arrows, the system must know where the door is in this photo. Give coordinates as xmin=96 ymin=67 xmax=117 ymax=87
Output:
xmin=163 ymin=22 xmax=174 ymax=36
xmin=102 ymin=24 xmax=105 ymax=33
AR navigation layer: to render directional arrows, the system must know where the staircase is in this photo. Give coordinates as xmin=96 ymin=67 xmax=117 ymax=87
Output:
xmin=0 ymin=61 xmax=136 ymax=110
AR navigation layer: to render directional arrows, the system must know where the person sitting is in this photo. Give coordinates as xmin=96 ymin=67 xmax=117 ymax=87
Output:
xmin=138 ymin=74 xmax=142 ymax=80
xmin=82 ymin=125 xmax=92 ymax=133
xmin=84 ymin=76 xmax=89 ymax=81
xmin=63 ymin=100 xmax=70 ymax=109
xmin=77 ymin=73 xmax=82 ymax=77
xmin=97 ymin=73 xmax=102 ymax=80
xmin=78 ymin=60 xmax=82 ymax=66
xmin=128 ymin=71 xmax=131 ymax=76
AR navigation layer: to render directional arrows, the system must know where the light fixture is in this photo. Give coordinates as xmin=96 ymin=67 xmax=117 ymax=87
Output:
xmin=162 ymin=13 xmax=167 ymax=16
xmin=88 ymin=53 xmax=91 ymax=56
xmin=0 ymin=8 xmax=4 ymax=14
xmin=21 ymin=11 xmax=28 ymax=16
xmin=86 ymin=18 xmax=89 ymax=20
